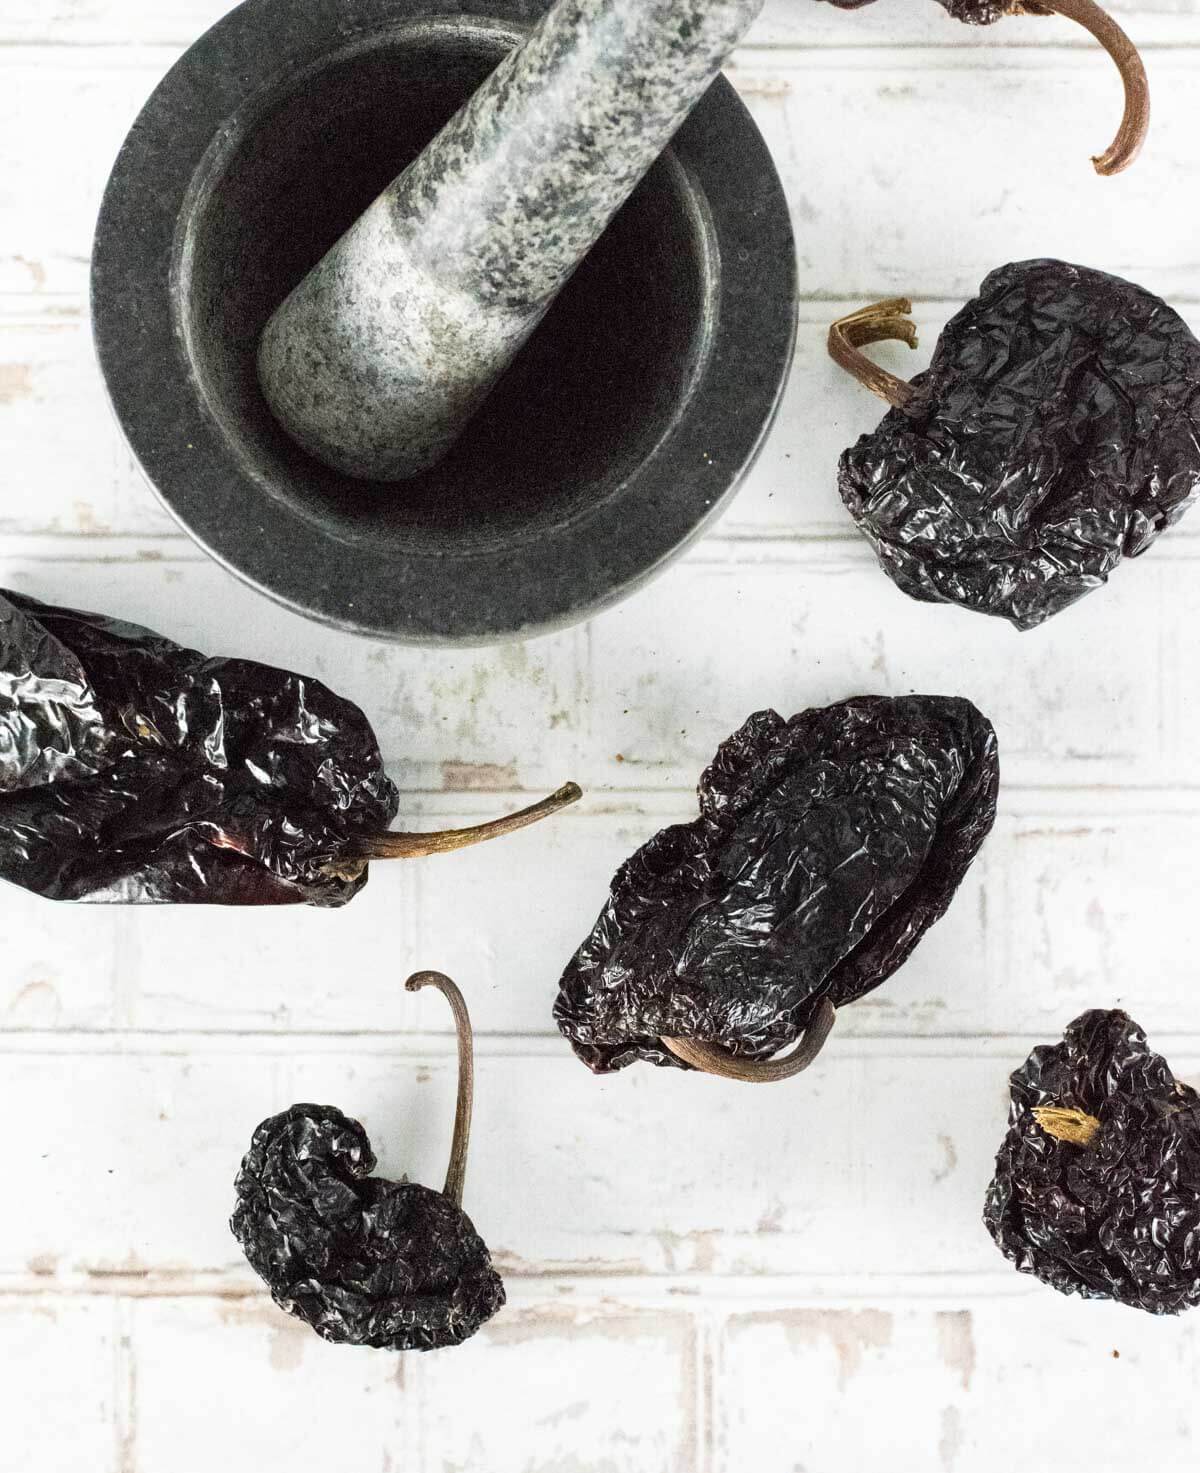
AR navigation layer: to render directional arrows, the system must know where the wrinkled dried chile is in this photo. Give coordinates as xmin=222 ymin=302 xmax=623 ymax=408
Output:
xmin=830 ymin=260 xmax=1200 ymax=630
xmin=985 ymin=1010 xmax=1200 ymax=1314
xmin=818 ymin=0 xmax=1149 ymax=173
xmin=0 ymin=590 xmax=579 ymax=905
xmin=555 ymin=695 xmax=998 ymax=1080
xmin=232 ymin=972 xmax=505 ymax=1350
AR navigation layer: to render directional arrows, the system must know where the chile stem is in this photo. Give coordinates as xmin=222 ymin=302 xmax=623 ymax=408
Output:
xmin=353 ymin=782 xmax=582 ymax=860
xmin=1032 ymin=1104 xmax=1101 ymax=1146
xmin=405 ymin=971 xmax=474 ymax=1205
xmin=662 ymin=997 xmax=837 ymax=1083
xmin=827 ymin=300 xmax=918 ymax=408
xmin=1020 ymin=0 xmax=1149 ymax=175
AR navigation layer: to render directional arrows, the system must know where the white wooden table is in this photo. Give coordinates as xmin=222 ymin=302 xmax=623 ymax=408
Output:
xmin=3 ymin=3 xmax=1200 ymax=1469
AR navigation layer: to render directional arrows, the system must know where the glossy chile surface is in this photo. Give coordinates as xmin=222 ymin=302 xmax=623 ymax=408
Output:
xmin=0 ymin=590 xmax=579 ymax=905
xmin=985 ymin=1009 xmax=1200 ymax=1314
xmin=232 ymin=972 xmax=506 ymax=1350
xmin=829 ymin=260 xmax=1200 ymax=630
xmin=819 ymin=0 xmax=1149 ymax=174
xmin=554 ymin=695 xmax=999 ymax=1081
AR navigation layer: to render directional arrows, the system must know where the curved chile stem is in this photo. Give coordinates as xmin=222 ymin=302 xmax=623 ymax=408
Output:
xmin=405 ymin=970 xmax=474 ymax=1205
xmin=1019 ymin=0 xmax=1149 ymax=175
xmin=828 ymin=299 xmax=918 ymax=408
xmin=353 ymin=782 xmax=582 ymax=860
xmin=1032 ymin=1104 xmax=1101 ymax=1147
xmin=662 ymin=997 xmax=837 ymax=1083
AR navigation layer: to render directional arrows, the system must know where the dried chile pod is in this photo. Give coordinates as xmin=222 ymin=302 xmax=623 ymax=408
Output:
xmin=830 ymin=261 xmax=1200 ymax=630
xmin=984 ymin=1009 xmax=1200 ymax=1314
xmin=0 ymin=589 xmax=579 ymax=905
xmin=554 ymin=695 xmax=998 ymax=1079
xmin=817 ymin=0 xmax=1149 ymax=173
xmin=231 ymin=971 xmax=505 ymax=1350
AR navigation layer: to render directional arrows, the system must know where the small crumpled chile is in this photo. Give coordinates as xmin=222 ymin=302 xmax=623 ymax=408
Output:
xmin=985 ymin=1010 xmax=1200 ymax=1314
xmin=231 ymin=1104 xmax=505 ymax=1351
xmin=555 ymin=695 xmax=998 ymax=1073
xmin=836 ymin=261 xmax=1200 ymax=629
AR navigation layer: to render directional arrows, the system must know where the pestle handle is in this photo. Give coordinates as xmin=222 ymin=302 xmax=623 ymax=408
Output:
xmin=258 ymin=0 xmax=766 ymax=483
xmin=404 ymin=0 xmax=765 ymax=308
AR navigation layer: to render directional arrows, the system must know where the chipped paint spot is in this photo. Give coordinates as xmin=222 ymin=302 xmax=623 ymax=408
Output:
xmin=756 ymin=1201 xmax=785 ymax=1234
xmin=0 ymin=363 xmax=33 ymax=404
xmin=936 ymin=1311 xmax=975 ymax=1391
xmin=218 ymin=1301 xmax=298 ymax=1333
xmin=441 ymin=760 xmax=519 ymax=791
xmin=8 ymin=979 xmax=62 ymax=1024
xmin=268 ymin=1323 xmax=306 ymax=1371
xmin=932 ymin=1133 xmax=958 ymax=1185
xmin=655 ymin=1230 xmax=719 ymax=1274
xmin=74 ymin=500 xmax=111 ymax=534
xmin=491 ymin=1248 xmax=646 ymax=1278
xmin=733 ymin=77 xmax=791 ymax=98
xmin=939 ymin=1406 xmax=963 ymax=1470
xmin=1015 ymin=826 xmax=1097 ymax=842
xmin=13 ymin=256 xmax=47 ymax=290
xmin=780 ymin=1310 xmax=894 ymax=1391
xmin=481 ymin=1305 xmax=589 ymax=1346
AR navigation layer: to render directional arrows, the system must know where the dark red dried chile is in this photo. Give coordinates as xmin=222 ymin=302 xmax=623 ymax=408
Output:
xmin=0 ymin=590 xmax=576 ymax=906
xmin=836 ymin=261 xmax=1200 ymax=629
xmin=554 ymin=695 xmax=998 ymax=1074
xmin=985 ymin=1009 xmax=1200 ymax=1314
xmin=231 ymin=1105 xmax=504 ymax=1350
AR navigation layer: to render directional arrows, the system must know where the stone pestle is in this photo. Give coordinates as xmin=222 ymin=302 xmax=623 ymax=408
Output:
xmin=257 ymin=0 xmax=766 ymax=482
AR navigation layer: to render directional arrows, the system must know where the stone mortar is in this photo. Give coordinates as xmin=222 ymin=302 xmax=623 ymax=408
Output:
xmin=91 ymin=0 xmax=797 ymax=644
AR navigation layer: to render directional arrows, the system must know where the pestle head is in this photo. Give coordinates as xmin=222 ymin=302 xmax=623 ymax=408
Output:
xmin=257 ymin=0 xmax=765 ymax=482
xmin=258 ymin=197 xmax=523 ymax=481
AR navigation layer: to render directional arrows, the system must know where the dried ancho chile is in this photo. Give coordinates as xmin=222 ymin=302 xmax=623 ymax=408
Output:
xmin=829 ymin=260 xmax=1200 ymax=630
xmin=818 ymin=0 xmax=1149 ymax=174
xmin=555 ymin=695 xmax=998 ymax=1080
xmin=0 ymin=589 xmax=579 ymax=905
xmin=232 ymin=971 xmax=504 ymax=1350
xmin=985 ymin=1009 xmax=1200 ymax=1314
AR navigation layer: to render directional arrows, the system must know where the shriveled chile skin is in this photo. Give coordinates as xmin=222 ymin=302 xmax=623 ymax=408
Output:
xmin=837 ymin=261 xmax=1200 ymax=629
xmin=984 ymin=1010 xmax=1200 ymax=1313
xmin=231 ymin=1104 xmax=505 ymax=1351
xmin=0 ymin=590 xmax=396 ymax=905
xmin=0 ymin=591 xmax=580 ymax=904
xmin=554 ymin=695 xmax=998 ymax=1073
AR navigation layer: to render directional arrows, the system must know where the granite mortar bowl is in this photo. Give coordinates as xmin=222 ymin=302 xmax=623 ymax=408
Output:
xmin=91 ymin=0 xmax=797 ymax=644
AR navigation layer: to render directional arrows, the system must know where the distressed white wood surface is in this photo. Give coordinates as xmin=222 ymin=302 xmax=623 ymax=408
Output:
xmin=3 ymin=3 xmax=1200 ymax=1471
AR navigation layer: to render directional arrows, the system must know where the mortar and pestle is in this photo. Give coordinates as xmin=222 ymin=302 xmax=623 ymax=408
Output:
xmin=92 ymin=0 xmax=797 ymax=644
